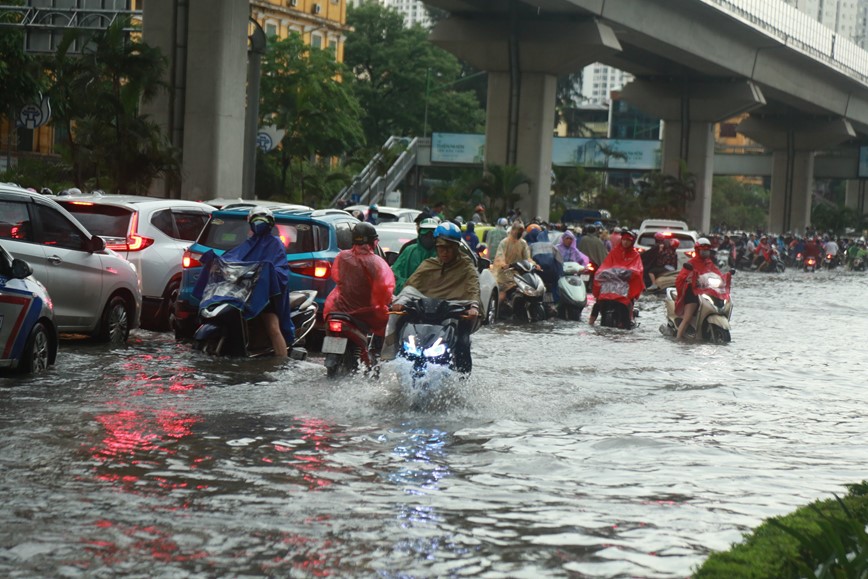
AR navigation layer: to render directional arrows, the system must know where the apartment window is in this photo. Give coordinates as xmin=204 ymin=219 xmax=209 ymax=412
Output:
xmin=311 ymin=33 xmax=322 ymax=49
xmin=266 ymin=23 xmax=278 ymax=37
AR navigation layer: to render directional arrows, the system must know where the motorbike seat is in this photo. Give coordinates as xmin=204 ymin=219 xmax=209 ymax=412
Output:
xmin=288 ymin=292 xmax=309 ymax=310
xmin=328 ymin=311 xmax=371 ymax=334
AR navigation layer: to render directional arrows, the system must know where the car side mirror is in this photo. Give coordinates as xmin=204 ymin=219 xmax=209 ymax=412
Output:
xmin=477 ymin=257 xmax=491 ymax=272
xmin=89 ymin=235 xmax=106 ymax=253
xmin=11 ymin=258 xmax=33 ymax=279
xmin=385 ymin=250 xmax=399 ymax=266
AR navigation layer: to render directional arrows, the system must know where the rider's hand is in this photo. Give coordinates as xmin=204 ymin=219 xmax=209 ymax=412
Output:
xmin=390 ymin=303 xmax=405 ymax=312
xmin=465 ymin=307 xmax=479 ymax=318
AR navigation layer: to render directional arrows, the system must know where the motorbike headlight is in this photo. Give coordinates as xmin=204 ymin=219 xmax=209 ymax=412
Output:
xmin=423 ymin=338 xmax=447 ymax=358
xmin=403 ymin=335 xmax=422 ymax=356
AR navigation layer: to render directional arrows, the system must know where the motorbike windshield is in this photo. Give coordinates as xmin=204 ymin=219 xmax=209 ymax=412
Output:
xmin=201 ymin=261 xmax=261 ymax=305
xmin=596 ymin=268 xmax=634 ymax=298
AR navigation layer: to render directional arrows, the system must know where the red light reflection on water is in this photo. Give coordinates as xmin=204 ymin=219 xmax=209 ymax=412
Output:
xmin=271 ymin=417 xmax=352 ymax=491
xmin=82 ymin=520 xmax=209 ymax=567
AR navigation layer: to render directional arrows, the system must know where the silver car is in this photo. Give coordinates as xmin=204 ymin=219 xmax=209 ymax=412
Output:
xmin=375 ymin=223 xmax=500 ymax=325
xmin=0 ymin=185 xmax=141 ymax=345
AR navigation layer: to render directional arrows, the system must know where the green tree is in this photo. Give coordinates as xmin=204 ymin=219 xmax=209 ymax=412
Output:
xmin=344 ymin=2 xmax=484 ymax=149
xmin=46 ymin=19 xmax=177 ymax=193
xmin=637 ymin=168 xmax=697 ymax=221
xmin=711 ymin=176 xmax=769 ymax=231
xmin=260 ymin=33 xmax=365 ymax=203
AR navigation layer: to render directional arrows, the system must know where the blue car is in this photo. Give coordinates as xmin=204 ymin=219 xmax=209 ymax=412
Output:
xmin=0 ymin=243 xmax=57 ymax=373
xmin=174 ymin=207 xmax=362 ymax=339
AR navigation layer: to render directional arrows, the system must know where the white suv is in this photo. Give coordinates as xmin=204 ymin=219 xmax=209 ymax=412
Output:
xmin=56 ymin=193 xmax=213 ymax=331
xmin=0 ymin=184 xmax=141 ymax=344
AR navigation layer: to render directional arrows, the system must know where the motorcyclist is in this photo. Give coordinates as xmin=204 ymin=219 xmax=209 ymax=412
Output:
xmin=472 ymin=204 xmax=487 ymax=224
xmin=493 ymin=220 xmax=535 ymax=301
xmin=366 ymin=204 xmax=380 ymax=225
xmin=823 ymin=235 xmax=840 ymax=264
xmin=391 ymin=218 xmax=438 ymax=294
xmin=390 ymin=222 xmax=481 ymax=372
xmin=845 ymin=237 xmax=867 ymax=269
xmin=589 ymin=228 xmax=644 ymax=326
xmin=554 ymin=230 xmax=589 ymax=266
xmin=804 ymin=235 xmax=822 ymax=260
xmin=752 ymin=235 xmax=774 ymax=271
xmin=577 ymin=224 xmax=609 ymax=268
xmin=463 ymin=221 xmax=480 ymax=253
xmin=485 ymin=217 xmax=509 ymax=257
xmin=641 ymin=231 xmax=679 ymax=289
xmin=324 ymin=222 xmax=395 ymax=338
xmin=674 ymin=237 xmax=731 ymax=340
xmin=193 ymin=207 xmax=292 ymax=358
xmin=525 ymin=226 xmax=563 ymax=305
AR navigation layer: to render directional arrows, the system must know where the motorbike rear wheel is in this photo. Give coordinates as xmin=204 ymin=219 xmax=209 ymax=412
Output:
xmin=325 ymin=346 xmax=359 ymax=379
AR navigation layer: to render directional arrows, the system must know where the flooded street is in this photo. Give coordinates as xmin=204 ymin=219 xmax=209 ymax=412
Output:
xmin=2 ymin=271 xmax=867 ymax=578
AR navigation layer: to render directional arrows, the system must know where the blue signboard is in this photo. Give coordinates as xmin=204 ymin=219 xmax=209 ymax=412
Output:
xmin=431 ymin=133 xmax=486 ymax=164
xmin=552 ymin=137 xmax=661 ymax=170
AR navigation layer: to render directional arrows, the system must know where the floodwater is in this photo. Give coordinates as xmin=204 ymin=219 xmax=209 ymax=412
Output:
xmin=1 ymin=270 xmax=867 ymax=578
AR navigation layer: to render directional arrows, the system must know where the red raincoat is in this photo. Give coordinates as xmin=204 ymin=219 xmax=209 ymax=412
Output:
xmin=324 ymin=245 xmax=396 ymax=336
xmin=592 ymin=243 xmax=645 ymax=306
xmin=674 ymin=255 xmax=731 ymax=316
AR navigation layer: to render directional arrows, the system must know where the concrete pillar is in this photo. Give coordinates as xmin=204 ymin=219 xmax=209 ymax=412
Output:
xmin=738 ymin=117 xmax=855 ymax=233
xmin=142 ymin=0 xmax=248 ymax=201
xmin=620 ymin=79 xmax=766 ymax=232
xmin=845 ymin=180 xmax=866 ymax=215
xmin=430 ymin=16 xmax=621 ymax=221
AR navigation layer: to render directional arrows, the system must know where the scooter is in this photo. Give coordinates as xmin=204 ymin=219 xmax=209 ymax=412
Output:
xmin=593 ymin=267 xmax=640 ymax=330
xmin=393 ymin=294 xmax=475 ymax=380
xmin=501 ymin=259 xmax=547 ymax=322
xmin=193 ymin=260 xmax=317 ymax=358
xmin=660 ymin=265 xmax=733 ymax=343
xmin=803 ymin=255 xmax=819 ymax=272
xmin=556 ymin=261 xmax=587 ymax=320
xmin=322 ymin=312 xmax=380 ymax=378
xmin=823 ymin=253 xmax=839 ymax=270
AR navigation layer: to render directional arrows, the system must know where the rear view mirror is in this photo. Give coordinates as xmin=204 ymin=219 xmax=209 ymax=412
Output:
xmin=385 ymin=251 xmax=399 ymax=266
xmin=11 ymin=258 xmax=33 ymax=279
xmin=477 ymin=257 xmax=491 ymax=272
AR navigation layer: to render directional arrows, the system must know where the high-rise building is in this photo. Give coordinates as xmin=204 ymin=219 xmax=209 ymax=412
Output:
xmin=581 ymin=63 xmax=633 ymax=107
xmin=781 ymin=0 xmax=865 ymax=43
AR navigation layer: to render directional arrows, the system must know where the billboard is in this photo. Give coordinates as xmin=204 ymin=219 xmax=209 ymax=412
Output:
xmin=860 ymin=145 xmax=868 ymax=178
xmin=552 ymin=137 xmax=662 ymax=170
xmin=431 ymin=133 xmax=485 ymax=164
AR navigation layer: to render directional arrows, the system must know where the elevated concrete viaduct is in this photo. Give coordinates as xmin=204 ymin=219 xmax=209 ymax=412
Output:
xmin=424 ymin=0 xmax=868 ymax=233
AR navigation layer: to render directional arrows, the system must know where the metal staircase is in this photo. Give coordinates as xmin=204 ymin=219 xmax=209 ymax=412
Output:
xmin=330 ymin=136 xmax=419 ymax=207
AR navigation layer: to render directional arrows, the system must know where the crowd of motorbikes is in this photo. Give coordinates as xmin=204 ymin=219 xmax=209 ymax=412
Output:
xmin=187 ymin=220 xmax=866 ymax=385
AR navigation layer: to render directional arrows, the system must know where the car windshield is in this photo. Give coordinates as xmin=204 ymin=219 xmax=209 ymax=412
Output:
xmin=200 ymin=216 xmax=328 ymax=254
xmin=376 ymin=228 xmax=416 ymax=253
xmin=58 ymin=202 xmax=131 ymax=238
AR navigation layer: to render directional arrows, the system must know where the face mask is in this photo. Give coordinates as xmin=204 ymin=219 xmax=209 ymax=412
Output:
xmin=251 ymin=221 xmax=271 ymax=236
xmin=700 ymin=250 xmax=711 ymax=259
xmin=419 ymin=233 xmax=435 ymax=250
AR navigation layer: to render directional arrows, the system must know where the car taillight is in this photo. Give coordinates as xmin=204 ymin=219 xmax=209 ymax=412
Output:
xmin=288 ymin=260 xmax=331 ymax=278
xmin=328 ymin=320 xmax=343 ymax=333
xmin=182 ymin=249 xmax=202 ymax=269
xmin=686 ymin=250 xmax=696 ymax=258
xmin=106 ymin=211 xmax=154 ymax=252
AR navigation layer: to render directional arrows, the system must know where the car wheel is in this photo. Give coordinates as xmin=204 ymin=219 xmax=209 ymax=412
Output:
xmin=162 ymin=278 xmax=181 ymax=332
xmin=20 ymin=322 xmax=51 ymax=374
xmin=485 ymin=291 xmax=497 ymax=325
xmin=97 ymin=295 xmax=130 ymax=346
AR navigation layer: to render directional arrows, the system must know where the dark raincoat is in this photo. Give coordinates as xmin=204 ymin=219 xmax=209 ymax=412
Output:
xmin=391 ymin=240 xmax=436 ymax=295
xmin=193 ymin=231 xmax=294 ymax=340
xmin=324 ymin=244 xmax=395 ymax=336
xmin=592 ymin=243 xmax=645 ymax=306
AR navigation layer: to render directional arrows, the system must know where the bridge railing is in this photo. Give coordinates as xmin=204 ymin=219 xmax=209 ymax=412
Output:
xmin=702 ymin=0 xmax=868 ymax=84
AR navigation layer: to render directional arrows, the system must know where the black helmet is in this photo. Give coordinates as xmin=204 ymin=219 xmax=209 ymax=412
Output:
xmin=352 ymin=222 xmax=378 ymax=245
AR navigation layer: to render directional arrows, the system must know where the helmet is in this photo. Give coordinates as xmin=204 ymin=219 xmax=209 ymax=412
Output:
xmin=369 ymin=203 xmax=378 ymax=211
xmin=620 ymin=227 xmax=636 ymax=240
xmin=433 ymin=222 xmax=462 ymax=245
xmin=526 ymin=223 xmax=542 ymax=233
xmin=40 ymin=187 xmax=53 ymax=196
xmin=497 ymin=217 xmax=508 ymax=227
xmin=454 ymin=215 xmax=465 ymax=225
xmin=352 ymin=222 xmax=378 ymax=245
xmin=248 ymin=207 xmax=275 ymax=234
xmin=419 ymin=218 xmax=439 ymax=232
xmin=594 ymin=221 xmax=604 ymax=228
xmin=696 ymin=237 xmax=712 ymax=249
xmin=654 ymin=231 xmax=669 ymax=242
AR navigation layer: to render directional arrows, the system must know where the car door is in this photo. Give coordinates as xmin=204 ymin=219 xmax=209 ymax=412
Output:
xmin=31 ymin=202 xmax=105 ymax=331
xmin=0 ymin=199 xmax=49 ymax=285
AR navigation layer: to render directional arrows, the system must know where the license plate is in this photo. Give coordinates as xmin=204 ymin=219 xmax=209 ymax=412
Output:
xmin=321 ymin=336 xmax=347 ymax=355
xmin=581 ymin=274 xmax=590 ymax=282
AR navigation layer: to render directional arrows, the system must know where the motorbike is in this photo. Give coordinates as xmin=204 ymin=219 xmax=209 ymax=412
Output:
xmin=594 ymin=267 xmax=639 ymax=330
xmin=823 ymin=253 xmax=840 ymax=270
xmin=556 ymin=261 xmax=587 ymax=320
xmin=849 ymin=255 xmax=867 ymax=272
xmin=193 ymin=260 xmax=317 ymax=358
xmin=501 ymin=259 xmax=547 ymax=322
xmin=660 ymin=265 xmax=733 ymax=343
xmin=755 ymin=247 xmax=786 ymax=273
xmin=322 ymin=312 xmax=381 ymax=378
xmin=391 ymin=291 xmax=476 ymax=379
xmin=803 ymin=254 xmax=819 ymax=272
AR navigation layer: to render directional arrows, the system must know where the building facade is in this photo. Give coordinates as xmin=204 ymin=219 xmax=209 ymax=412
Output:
xmin=347 ymin=0 xmax=431 ymax=28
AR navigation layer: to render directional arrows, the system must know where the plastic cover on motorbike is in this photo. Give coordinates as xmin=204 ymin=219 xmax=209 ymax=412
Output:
xmin=592 ymin=244 xmax=644 ymax=305
xmin=674 ymin=257 xmax=731 ymax=316
xmin=193 ymin=232 xmax=294 ymax=341
xmin=323 ymin=244 xmax=395 ymax=335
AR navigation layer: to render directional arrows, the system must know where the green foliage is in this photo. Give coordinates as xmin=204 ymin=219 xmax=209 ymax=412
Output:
xmin=344 ymin=2 xmax=484 ymax=149
xmin=811 ymin=203 xmax=861 ymax=234
xmin=44 ymin=19 xmax=178 ymax=193
xmin=0 ymin=156 xmax=72 ymax=192
xmin=694 ymin=482 xmax=868 ymax=579
xmin=0 ymin=0 xmax=45 ymax=117
xmin=260 ymin=33 xmax=364 ymax=202
xmin=711 ymin=177 xmax=769 ymax=231
xmin=638 ymin=168 xmax=696 ymax=220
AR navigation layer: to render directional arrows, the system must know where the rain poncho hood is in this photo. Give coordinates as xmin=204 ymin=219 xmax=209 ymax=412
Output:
xmin=401 ymin=253 xmax=481 ymax=306
xmin=193 ymin=231 xmax=294 ymax=340
xmin=324 ymin=244 xmax=395 ymax=335
xmin=578 ymin=233 xmax=609 ymax=266
xmin=391 ymin=238 xmax=436 ymax=295
xmin=674 ymin=256 xmax=730 ymax=316
xmin=493 ymin=234 xmax=532 ymax=290
xmin=592 ymin=243 xmax=645 ymax=305
xmin=555 ymin=230 xmax=589 ymax=265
